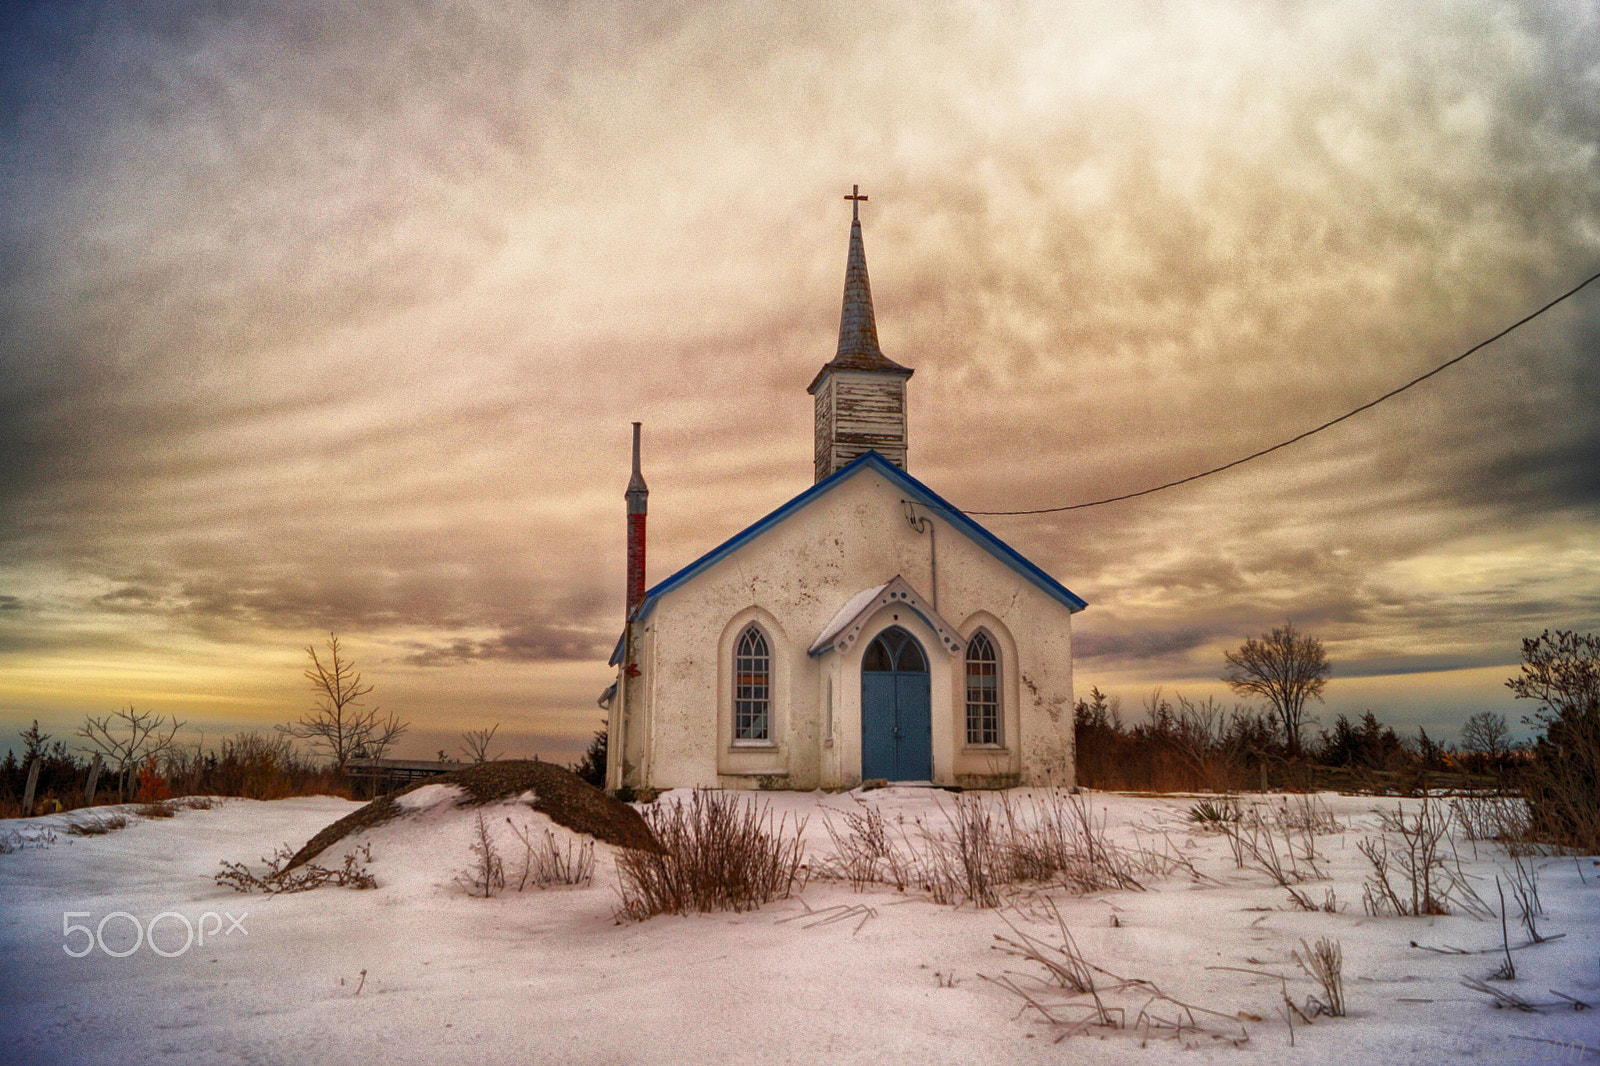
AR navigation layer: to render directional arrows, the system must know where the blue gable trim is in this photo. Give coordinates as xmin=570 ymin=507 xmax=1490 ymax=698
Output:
xmin=616 ymin=453 xmax=1086 ymax=651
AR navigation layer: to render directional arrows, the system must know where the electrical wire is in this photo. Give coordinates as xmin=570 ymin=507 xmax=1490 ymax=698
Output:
xmin=964 ymin=268 xmax=1600 ymax=516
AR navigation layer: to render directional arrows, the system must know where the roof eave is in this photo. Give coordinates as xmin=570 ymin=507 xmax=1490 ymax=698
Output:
xmin=806 ymin=359 xmax=915 ymax=395
xmin=622 ymin=451 xmax=1087 ymax=634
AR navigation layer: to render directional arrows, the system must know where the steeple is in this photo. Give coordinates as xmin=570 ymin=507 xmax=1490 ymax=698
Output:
xmin=808 ymin=186 xmax=913 ymax=482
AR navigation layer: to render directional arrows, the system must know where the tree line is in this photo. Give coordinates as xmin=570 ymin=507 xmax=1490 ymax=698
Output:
xmin=1 ymin=633 xmax=604 ymax=816
xmin=1076 ymin=625 xmax=1598 ymax=852
xmin=0 ymin=634 xmax=406 ymax=814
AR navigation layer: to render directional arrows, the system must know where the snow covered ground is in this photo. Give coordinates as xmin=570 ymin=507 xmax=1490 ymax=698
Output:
xmin=0 ymin=788 xmax=1595 ymax=1065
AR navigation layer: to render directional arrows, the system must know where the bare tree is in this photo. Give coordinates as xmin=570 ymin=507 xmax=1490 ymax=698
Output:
xmin=1507 ymin=630 xmax=1600 ymax=720
xmin=1459 ymin=710 xmax=1511 ymax=760
xmin=278 ymin=634 xmax=407 ymax=771
xmin=459 ymin=723 xmax=501 ymax=763
xmin=76 ymin=706 xmax=187 ymax=803
xmin=1223 ymin=622 xmax=1329 ymax=758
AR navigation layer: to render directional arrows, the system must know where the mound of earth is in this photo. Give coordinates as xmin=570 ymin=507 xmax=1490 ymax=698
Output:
xmin=287 ymin=760 xmax=659 ymax=870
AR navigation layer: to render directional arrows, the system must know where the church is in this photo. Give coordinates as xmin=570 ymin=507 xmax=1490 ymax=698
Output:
xmin=603 ymin=190 xmax=1086 ymax=792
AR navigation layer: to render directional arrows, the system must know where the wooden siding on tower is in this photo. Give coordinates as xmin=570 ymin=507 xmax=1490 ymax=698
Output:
xmin=815 ymin=371 xmax=906 ymax=481
xmin=814 ymin=379 xmax=835 ymax=482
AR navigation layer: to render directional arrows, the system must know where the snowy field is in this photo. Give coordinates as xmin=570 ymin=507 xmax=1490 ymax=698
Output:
xmin=0 ymin=787 xmax=1595 ymax=1066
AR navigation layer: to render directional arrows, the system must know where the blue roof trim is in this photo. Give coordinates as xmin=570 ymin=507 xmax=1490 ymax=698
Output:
xmin=625 ymin=452 xmax=1087 ymax=633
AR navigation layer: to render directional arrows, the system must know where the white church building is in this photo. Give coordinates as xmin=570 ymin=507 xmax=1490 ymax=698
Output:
xmin=604 ymin=191 xmax=1085 ymax=791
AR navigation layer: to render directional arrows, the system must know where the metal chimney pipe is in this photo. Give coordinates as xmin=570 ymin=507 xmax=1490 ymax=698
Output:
xmin=625 ymin=422 xmax=648 ymax=618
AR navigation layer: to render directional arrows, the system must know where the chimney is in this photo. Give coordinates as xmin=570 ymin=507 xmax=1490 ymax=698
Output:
xmin=625 ymin=422 xmax=648 ymax=618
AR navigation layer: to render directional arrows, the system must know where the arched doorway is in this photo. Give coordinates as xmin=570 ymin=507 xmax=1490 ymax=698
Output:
xmin=861 ymin=626 xmax=932 ymax=781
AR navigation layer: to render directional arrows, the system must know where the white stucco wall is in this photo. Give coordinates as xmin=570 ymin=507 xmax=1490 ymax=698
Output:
xmin=617 ymin=464 xmax=1077 ymax=790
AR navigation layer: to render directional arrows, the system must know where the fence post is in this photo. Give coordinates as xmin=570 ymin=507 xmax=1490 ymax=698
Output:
xmin=84 ymin=754 xmax=103 ymax=805
xmin=21 ymin=757 xmax=42 ymax=816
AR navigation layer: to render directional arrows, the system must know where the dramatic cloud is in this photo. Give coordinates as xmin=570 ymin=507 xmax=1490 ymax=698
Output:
xmin=2 ymin=0 xmax=1597 ymax=756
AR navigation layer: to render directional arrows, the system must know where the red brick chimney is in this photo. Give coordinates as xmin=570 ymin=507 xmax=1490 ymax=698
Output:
xmin=625 ymin=422 xmax=648 ymax=618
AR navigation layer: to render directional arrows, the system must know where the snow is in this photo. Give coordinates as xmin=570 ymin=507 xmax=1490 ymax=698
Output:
xmin=1 ymin=789 xmax=1596 ymax=1065
xmin=809 ymin=582 xmax=890 ymax=654
xmin=393 ymin=783 xmax=467 ymax=810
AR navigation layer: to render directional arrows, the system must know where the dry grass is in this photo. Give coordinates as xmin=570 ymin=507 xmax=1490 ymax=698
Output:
xmin=818 ymin=798 xmax=909 ymax=891
xmin=997 ymin=791 xmax=1147 ymax=894
xmin=1359 ymin=798 xmax=1491 ymax=918
xmin=0 ymin=825 xmax=59 ymax=853
xmin=817 ymin=790 xmax=1146 ymax=908
xmin=508 ymin=820 xmax=595 ymax=889
xmin=1293 ymin=937 xmax=1346 ymax=1017
xmin=615 ymin=789 xmax=806 ymax=920
xmin=1505 ymin=851 xmax=1546 ymax=943
xmin=216 ymin=842 xmax=376 ymax=894
xmin=1218 ymin=802 xmax=1327 ymax=891
xmin=67 ymin=812 xmax=129 ymax=836
xmin=1450 ymin=793 xmax=1532 ymax=852
xmin=988 ymin=898 xmax=1250 ymax=1047
xmin=920 ymin=793 xmax=1004 ymax=907
xmin=1279 ymin=794 xmax=1341 ymax=835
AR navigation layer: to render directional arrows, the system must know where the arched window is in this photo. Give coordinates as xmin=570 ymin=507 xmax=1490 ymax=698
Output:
xmin=734 ymin=625 xmax=771 ymax=742
xmin=863 ymin=626 xmax=927 ymax=673
xmin=965 ymin=630 xmax=1000 ymax=745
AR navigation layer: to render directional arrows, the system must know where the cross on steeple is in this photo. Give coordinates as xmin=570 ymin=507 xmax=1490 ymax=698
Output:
xmin=844 ymin=184 xmax=867 ymax=220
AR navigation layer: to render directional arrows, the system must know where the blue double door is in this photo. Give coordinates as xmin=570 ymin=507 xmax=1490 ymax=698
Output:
xmin=860 ymin=626 xmax=932 ymax=781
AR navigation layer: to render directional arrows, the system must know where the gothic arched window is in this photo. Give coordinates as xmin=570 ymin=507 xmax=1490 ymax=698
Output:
xmin=734 ymin=625 xmax=771 ymax=742
xmin=965 ymin=630 xmax=1000 ymax=745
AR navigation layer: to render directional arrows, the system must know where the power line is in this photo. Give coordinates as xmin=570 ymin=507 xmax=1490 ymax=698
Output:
xmin=964 ymin=267 xmax=1600 ymax=517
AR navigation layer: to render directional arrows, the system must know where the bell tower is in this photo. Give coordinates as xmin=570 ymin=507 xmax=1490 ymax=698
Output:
xmin=807 ymin=186 xmax=913 ymax=482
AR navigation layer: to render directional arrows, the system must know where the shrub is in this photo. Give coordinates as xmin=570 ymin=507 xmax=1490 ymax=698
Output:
xmin=993 ymin=790 xmax=1144 ymax=895
xmin=615 ymin=789 xmax=805 ymax=920
xmin=1074 ymin=688 xmax=1279 ymax=792
xmin=456 ymin=812 xmax=505 ymax=898
xmin=1359 ymin=799 xmax=1489 ymax=918
xmin=216 ymin=843 xmax=376 ymax=893
xmin=920 ymin=793 xmax=1002 ymax=907
xmin=1220 ymin=804 xmax=1324 ymax=890
xmin=1449 ymin=793 xmax=1531 ymax=848
xmin=1508 ymin=630 xmax=1600 ymax=853
xmin=135 ymin=756 xmax=171 ymax=802
xmin=1187 ymin=797 xmax=1242 ymax=825
xmin=571 ymin=726 xmax=608 ymax=790
xmin=818 ymin=797 xmax=906 ymax=891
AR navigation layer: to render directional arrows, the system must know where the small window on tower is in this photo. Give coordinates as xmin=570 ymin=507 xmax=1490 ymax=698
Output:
xmin=734 ymin=625 xmax=771 ymax=743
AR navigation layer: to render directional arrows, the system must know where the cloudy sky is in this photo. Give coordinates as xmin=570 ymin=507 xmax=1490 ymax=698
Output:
xmin=2 ymin=0 xmax=1597 ymax=763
